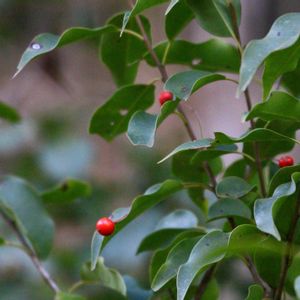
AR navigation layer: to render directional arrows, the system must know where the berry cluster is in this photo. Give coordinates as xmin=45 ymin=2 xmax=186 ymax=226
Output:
xmin=278 ymin=156 xmax=294 ymax=168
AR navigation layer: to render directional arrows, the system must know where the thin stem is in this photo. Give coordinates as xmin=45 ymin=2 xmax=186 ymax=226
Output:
xmin=194 ymin=264 xmax=217 ymax=300
xmin=168 ymin=288 xmax=176 ymax=300
xmin=274 ymin=194 xmax=300 ymax=300
xmin=183 ymin=182 xmax=213 ymax=191
xmin=228 ymin=2 xmax=267 ymax=198
xmin=162 ymin=41 xmax=171 ymax=65
xmin=0 ymin=210 xmax=60 ymax=293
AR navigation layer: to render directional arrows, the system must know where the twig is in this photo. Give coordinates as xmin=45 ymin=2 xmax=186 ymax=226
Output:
xmin=0 ymin=210 xmax=60 ymax=293
xmin=194 ymin=264 xmax=217 ymax=300
xmin=274 ymin=194 xmax=300 ymax=300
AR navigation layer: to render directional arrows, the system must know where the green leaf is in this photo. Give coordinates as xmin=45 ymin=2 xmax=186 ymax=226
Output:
xmin=165 ymin=1 xmax=194 ymax=40
xmin=91 ymin=231 xmax=104 ymax=271
xmin=269 ymin=165 xmax=300 ymax=196
xmin=208 ymin=198 xmax=252 ymax=222
xmin=254 ymin=173 xmax=300 ymax=240
xmin=177 ymin=230 xmax=229 ymax=300
xmin=215 ymin=128 xmax=298 ymax=145
xmin=55 ymin=292 xmax=86 ymax=300
xmin=0 ymin=237 xmax=5 ymax=245
xmin=186 ymin=0 xmax=241 ymax=38
xmin=41 ymin=178 xmax=91 ymax=204
xmin=121 ymin=0 xmax=168 ymax=34
xmin=81 ymin=257 xmax=126 ymax=296
xmin=127 ymin=100 xmax=178 ymax=147
xmin=224 ymin=159 xmax=247 ymax=178
xmin=286 ymin=254 xmax=300 ymax=296
xmin=150 ymin=229 xmax=204 ymax=282
xmin=164 ymin=70 xmax=225 ymax=100
xmin=94 ymin=180 xmax=183 ymax=258
xmin=262 ymin=39 xmax=300 ymax=100
xmin=15 ymin=26 xmax=115 ymax=76
xmin=151 ymin=236 xmax=200 ymax=291
xmin=156 ymin=209 xmax=198 ymax=229
xmin=0 ymin=176 xmax=54 ymax=259
xmin=158 ymin=138 xmax=213 ymax=163
xmin=89 ymin=84 xmax=155 ymax=141
xmin=245 ymin=284 xmax=264 ymax=300
xmin=216 ymin=176 xmax=254 ymax=199
xmin=254 ymin=237 xmax=283 ymax=288
xmin=165 ymin=0 xmax=179 ymax=14
xmin=246 ymin=91 xmax=300 ymax=123
xmin=239 ymin=13 xmax=300 ymax=93
xmin=145 ymin=39 xmax=240 ymax=73
xmin=191 ymin=144 xmax=238 ymax=164
xmin=282 ymin=60 xmax=300 ymax=98
xmin=0 ymin=101 xmax=21 ymax=123
xmin=101 ymin=14 xmax=151 ymax=86
xmin=137 ymin=228 xmax=188 ymax=253
xmin=295 ymin=276 xmax=300 ymax=299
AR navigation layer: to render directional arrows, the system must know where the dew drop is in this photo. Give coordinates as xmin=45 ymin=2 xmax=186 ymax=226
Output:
xmin=31 ymin=42 xmax=42 ymax=50
xmin=110 ymin=121 xmax=115 ymax=126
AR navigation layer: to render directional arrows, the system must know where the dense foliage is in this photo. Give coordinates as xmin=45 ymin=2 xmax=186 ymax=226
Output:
xmin=1 ymin=0 xmax=300 ymax=299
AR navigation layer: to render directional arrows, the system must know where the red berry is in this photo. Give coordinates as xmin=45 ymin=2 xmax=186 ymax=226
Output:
xmin=278 ymin=156 xmax=294 ymax=168
xmin=285 ymin=156 xmax=294 ymax=166
xmin=96 ymin=217 xmax=115 ymax=236
xmin=159 ymin=91 xmax=173 ymax=106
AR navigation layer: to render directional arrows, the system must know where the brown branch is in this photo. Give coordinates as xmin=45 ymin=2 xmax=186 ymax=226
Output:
xmin=0 ymin=210 xmax=60 ymax=293
xmin=274 ymin=194 xmax=300 ymax=300
xmin=194 ymin=264 xmax=217 ymax=300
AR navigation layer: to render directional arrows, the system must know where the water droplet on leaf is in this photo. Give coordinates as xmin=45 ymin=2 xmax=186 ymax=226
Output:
xmin=31 ymin=42 xmax=42 ymax=50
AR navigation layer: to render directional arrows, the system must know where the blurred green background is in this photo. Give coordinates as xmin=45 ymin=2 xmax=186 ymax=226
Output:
xmin=0 ymin=1 xmax=300 ymax=299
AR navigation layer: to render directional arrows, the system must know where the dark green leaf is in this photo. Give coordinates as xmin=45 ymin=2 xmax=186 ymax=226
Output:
xmin=0 ymin=237 xmax=5 ymax=245
xmin=124 ymin=275 xmax=153 ymax=300
xmin=165 ymin=1 xmax=193 ymax=40
xmin=191 ymin=144 xmax=238 ymax=164
xmin=186 ymin=0 xmax=241 ymax=38
xmin=215 ymin=128 xmax=298 ymax=145
xmin=0 ymin=176 xmax=54 ymax=259
xmin=164 ymin=70 xmax=225 ymax=100
xmin=127 ymin=100 xmax=179 ymax=147
xmin=177 ymin=230 xmax=229 ymax=300
xmin=81 ymin=257 xmax=126 ymax=296
xmin=286 ymin=254 xmax=300 ymax=297
xmin=208 ymin=198 xmax=251 ymax=222
xmin=282 ymin=60 xmax=300 ymax=97
xmin=254 ymin=172 xmax=300 ymax=240
xmin=223 ymin=159 xmax=248 ymax=178
xmin=216 ymin=176 xmax=254 ymax=199
xmin=245 ymin=284 xmax=264 ymax=300
xmin=262 ymin=39 xmax=300 ymax=100
xmin=89 ymin=84 xmax=155 ymax=141
xmin=102 ymin=14 xmax=151 ymax=86
xmin=152 ymin=236 xmax=200 ymax=291
xmin=15 ymin=26 xmax=116 ymax=76
xmin=137 ymin=228 xmax=188 ymax=253
xmin=269 ymin=165 xmax=300 ymax=195
xmin=55 ymin=292 xmax=86 ymax=300
xmin=41 ymin=178 xmax=91 ymax=204
xmin=246 ymin=91 xmax=300 ymax=123
xmin=239 ymin=13 xmax=300 ymax=93
xmin=0 ymin=101 xmax=21 ymax=123
xmin=145 ymin=39 xmax=240 ymax=73
xmin=159 ymin=138 xmax=213 ymax=163
xmin=150 ymin=229 xmax=204 ymax=281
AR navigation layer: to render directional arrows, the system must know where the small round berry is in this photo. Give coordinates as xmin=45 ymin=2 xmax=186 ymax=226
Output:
xmin=159 ymin=91 xmax=173 ymax=106
xmin=96 ymin=217 xmax=115 ymax=236
xmin=285 ymin=156 xmax=294 ymax=166
xmin=278 ymin=158 xmax=286 ymax=168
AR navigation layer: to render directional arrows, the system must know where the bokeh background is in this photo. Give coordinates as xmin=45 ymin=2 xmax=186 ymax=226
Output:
xmin=0 ymin=1 xmax=300 ymax=299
